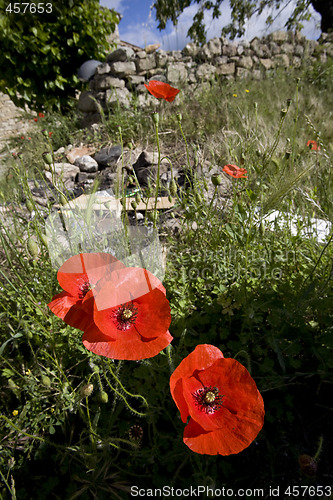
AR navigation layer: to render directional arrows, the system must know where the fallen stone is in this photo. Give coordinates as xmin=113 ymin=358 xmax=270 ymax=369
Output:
xmin=94 ymin=145 xmax=122 ymax=169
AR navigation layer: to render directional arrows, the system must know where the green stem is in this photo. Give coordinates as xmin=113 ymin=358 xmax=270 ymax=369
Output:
xmin=153 ymin=116 xmax=161 ymax=228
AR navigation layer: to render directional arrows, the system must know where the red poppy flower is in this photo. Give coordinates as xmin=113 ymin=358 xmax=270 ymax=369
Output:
xmin=144 ymin=80 xmax=180 ymax=102
xmin=34 ymin=118 xmax=38 ymax=122
xmin=82 ymin=267 xmax=172 ymax=360
xmin=49 ymin=132 xmax=53 ymax=137
xmin=306 ymin=140 xmax=320 ymax=151
xmin=38 ymin=112 xmax=45 ymax=118
xmin=170 ymin=344 xmax=264 ymax=455
xmin=48 ymin=253 xmax=124 ymax=331
xmin=222 ymin=164 xmax=248 ymax=178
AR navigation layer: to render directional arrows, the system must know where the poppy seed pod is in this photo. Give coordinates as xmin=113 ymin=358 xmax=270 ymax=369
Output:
xmin=41 ymin=129 xmax=49 ymax=138
xmin=211 ymin=174 xmax=223 ymax=186
xmin=41 ymin=375 xmax=51 ymax=387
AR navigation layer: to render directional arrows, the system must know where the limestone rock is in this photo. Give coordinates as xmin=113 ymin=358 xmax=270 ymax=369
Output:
xmin=74 ymin=155 xmax=99 ymax=173
xmin=78 ymin=91 xmax=99 ymax=112
xmin=110 ymin=61 xmax=136 ymax=77
xmin=167 ymin=63 xmax=187 ymax=84
xmin=135 ymin=55 xmax=156 ymax=72
xmin=106 ymin=47 xmax=134 ymax=63
xmin=45 ymin=163 xmax=80 ymax=189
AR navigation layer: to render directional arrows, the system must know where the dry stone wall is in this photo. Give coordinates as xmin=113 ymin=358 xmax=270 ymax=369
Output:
xmin=79 ymin=31 xmax=333 ymax=125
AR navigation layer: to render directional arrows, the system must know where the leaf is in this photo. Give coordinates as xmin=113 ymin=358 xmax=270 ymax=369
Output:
xmin=0 ymin=332 xmax=23 ymax=356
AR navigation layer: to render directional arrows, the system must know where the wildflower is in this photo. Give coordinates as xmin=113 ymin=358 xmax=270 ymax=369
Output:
xmin=38 ymin=112 xmax=45 ymax=118
xmin=307 ymin=140 xmax=320 ymax=151
xmin=144 ymin=80 xmax=180 ymax=102
xmin=82 ymin=267 xmax=172 ymax=360
xmin=222 ymin=164 xmax=248 ymax=178
xmin=21 ymin=136 xmax=25 ymax=140
xmin=12 ymin=410 xmax=19 ymax=416
xmin=245 ymin=89 xmax=250 ymax=93
xmin=170 ymin=344 xmax=264 ymax=455
xmin=34 ymin=118 xmax=38 ymax=122
xmin=48 ymin=253 xmax=125 ymax=332
xmin=232 ymin=94 xmax=237 ymax=97
xmin=129 ymin=425 xmax=143 ymax=441
xmin=49 ymin=132 xmax=53 ymax=137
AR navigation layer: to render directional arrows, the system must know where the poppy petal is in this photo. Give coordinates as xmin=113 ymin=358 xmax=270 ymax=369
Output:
xmin=144 ymin=80 xmax=180 ymax=102
xmin=82 ymin=322 xmax=173 ymax=360
xmin=48 ymin=291 xmax=93 ymax=331
xmin=57 ymin=253 xmax=124 ymax=297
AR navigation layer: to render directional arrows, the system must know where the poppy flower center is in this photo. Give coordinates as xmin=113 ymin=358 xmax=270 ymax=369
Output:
xmin=192 ymin=386 xmax=224 ymax=414
xmin=112 ymin=302 xmax=138 ymax=331
xmin=78 ymin=281 xmax=95 ymax=299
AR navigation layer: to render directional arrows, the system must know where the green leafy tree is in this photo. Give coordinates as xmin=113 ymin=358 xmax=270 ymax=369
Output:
xmin=0 ymin=0 xmax=119 ymax=112
xmin=153 ymin=0 xmax=333 ymax=45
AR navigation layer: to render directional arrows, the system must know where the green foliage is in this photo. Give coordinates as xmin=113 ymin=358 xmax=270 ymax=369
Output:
xmin=0 ymin=0 xmax=119 ymax=112
xmin=153 ymin=0 xmax=316 ymax=43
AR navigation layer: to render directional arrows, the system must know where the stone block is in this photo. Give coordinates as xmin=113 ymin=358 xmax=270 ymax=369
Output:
xmin=216 ymin=63 xmax=235 ymax=75
xmin=167 ymin=63 xmax=187 ymax=83
xmin=94 ymin=76 xmax=125 ymax=90
xmin=78 ymin=91 xmax=99 ymax=112
xmin=237 ymin=56 xmax=253 ymax=69
xmin=135 ymin=55 xmax=156 ymax=72
xmin=110 ymin=61 xmax=136 ymax=77
xmin=196 ymin=63 xmax=216 ymax=80
xmin=106 ymin=47 xmax=135 ymax=63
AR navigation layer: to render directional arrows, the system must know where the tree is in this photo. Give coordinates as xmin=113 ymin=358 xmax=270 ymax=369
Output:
xmin=152 ymin=0 xmax=333 ymax=45
xmin=0 ymin=0 xmax=119 ymax=112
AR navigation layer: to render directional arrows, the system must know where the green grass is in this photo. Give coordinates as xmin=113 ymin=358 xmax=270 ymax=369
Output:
xmin=0 ymin=61 xmax=332 ymax=499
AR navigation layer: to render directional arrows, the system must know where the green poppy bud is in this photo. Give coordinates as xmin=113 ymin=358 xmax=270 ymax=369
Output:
xmin=169 ymin=179 xmax=177 ymax=196
xmin=99 ymin=391 xmax=108 ymax=403
xmin=59 ymin=194 xmax=67 ymax=206
xmin=152 ymin=112 xmax=159 ymax=125
xmin=41 ymin=129 xmax=49 ymax=138
xmin=135 ymin=192 xmax=141 ymax=204
xmin=42 ymin=152 xmax=53 ymax=165
xmin=168 ymin=194 xmax=173 ymax=203
xmin=41 ymin=376 xmax=51 ymax=387
xmin=26 ymin=200 xmax=34 ymax=213
xmin=131 ymin=200 xmax=137 ymax=210
xmin=176 ymin=113 xmax=182 ymax=123
xmin=27 ymin=238 xmax=39 ymax=257
xmin=211 ymin=174 xmax=222 ymax=186
xmin=40 ymin=234 xmax=48 ymax=247
xmin=80 ymin=383 xmax=94 ymax=398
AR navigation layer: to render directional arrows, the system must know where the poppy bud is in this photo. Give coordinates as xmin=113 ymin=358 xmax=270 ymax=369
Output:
xmin=287 ymin=98 xmax=292 ymax=108
xmin=59 ymin=194 xmax=67 ymax=206
xmin=42 ymin=152 xmax=53 ymax=165
xmin=135 ymin=192 xmax=141 ymax=204
xmin=131 ymin=200 xmax=137 ymax=210
xmin=27 ymin=238 xmax=39 ymax=257
xmin=254 ymin=102 xmax=258 ymax=109
xmin=298 ymin=454 xmax=317 ymax=476
xmin=176 ymin=113 xmax=182 ymax=123
xmin=80 ymin=384 xmax=94 ymax=397
xmin=168 ymin=194 xmax=173 ymax=203
xmin=152 ymin=112 xmax=159 ymax=126
xmin=169 ymin=179 xmax=177 ymax=196
xmin=128 ymin=176 xmax=135 ymax=184
xmin=41 ymin=129 xmax=49 ymax=138
xmin=195 ymin=192 xmax=202 ymax=203
xmin=41 ymin=376 xmax=51 ymax=387
xmin=26 ymin=200 xmax=34 ymax=213
xmin=99 ymin=391 xmax=108 ymax=403
xmin=34 ymin=180 xmax=39 ymax=189
xmin=211 ymin=173 xmax=222 ymax=186
xmin=259 ymin=221 xmax=265 ymax=235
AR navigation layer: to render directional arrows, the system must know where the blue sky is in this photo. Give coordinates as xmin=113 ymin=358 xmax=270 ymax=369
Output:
xmin=100 ymin=0 xmax=321 ymax=50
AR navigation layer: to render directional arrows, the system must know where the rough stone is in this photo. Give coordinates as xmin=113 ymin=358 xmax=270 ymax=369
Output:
xmin=216 ymin=62 xmax=235 ymax=75
xmin=237 ymin=56 xmax=253 ymax=69
xmin=135 ymin=55 xmax=156 ymax=72
xmin=259 ymin=58 xmax=274 ymax=70
xmin=167 ymin=63 xmax=187 ymax=84
xmin=106 ymin=47 xmax=135 ymax=63
xmin=196 ymin=63 xmax=216 ymax=80
xmin=74 ymin=155 xmax=99 ymax=173
xmin=110 ymin=61 xmax=136 ymax=77
xmin=45 ymin=163 xmax=80 ymax=189
xmin=95 ymin=63 xmax=111 ymax=75
xmin=271 ymin=31 xmax=288 ymax=43
xmin=182 ymin=43 xmax=199 ymax=57
xmin=94 ymin=145 xmax=122 ymax=169
xmin=78 ymin=92 xmax=99 ymax=112
xmin=94 ymin=75 xmax=125 ymax=90
xmin=273 ymin=54 xmax=289 ymax=67
xmin=105 ymin=87 xmax=131 ymax=108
